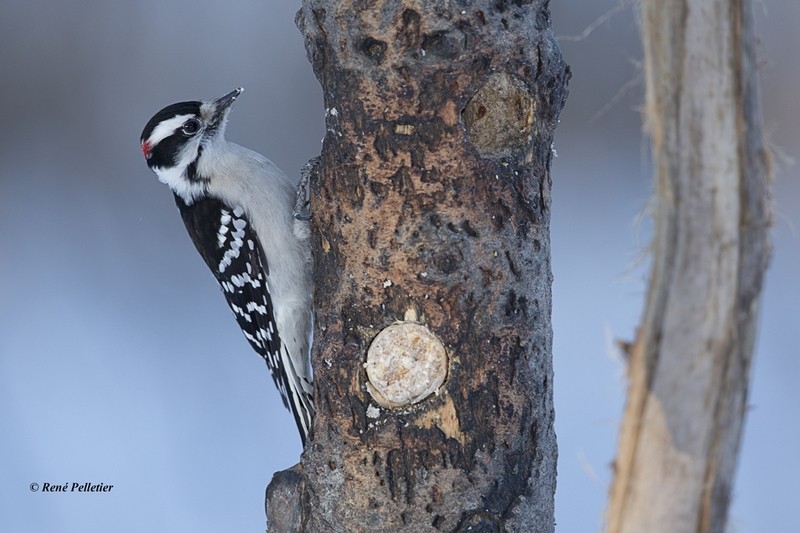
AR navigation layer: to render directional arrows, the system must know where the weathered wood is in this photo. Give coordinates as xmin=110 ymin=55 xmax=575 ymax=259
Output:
xmin=606 ymin=1 xmax=771 ymax=532
xmin=264 ymin=1 xmax=569 ymax=531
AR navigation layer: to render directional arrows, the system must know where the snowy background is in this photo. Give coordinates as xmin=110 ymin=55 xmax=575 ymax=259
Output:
xmin=0 ymin=1 xmax=797 ymax=532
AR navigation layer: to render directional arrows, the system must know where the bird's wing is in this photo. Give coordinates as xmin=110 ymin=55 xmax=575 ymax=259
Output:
xmin=175 ymin=194 xmax=313 ymax=444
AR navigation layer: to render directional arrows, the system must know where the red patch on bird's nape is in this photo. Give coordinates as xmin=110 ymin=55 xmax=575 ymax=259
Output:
xmin=141 ymin=140 xmax=152 ymax=159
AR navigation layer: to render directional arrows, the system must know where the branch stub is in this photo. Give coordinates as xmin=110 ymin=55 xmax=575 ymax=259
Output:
xmin=365 ymin=322 xmax=448 ymax=408
xmin=462 ymin=72 xmax=535 ymax=158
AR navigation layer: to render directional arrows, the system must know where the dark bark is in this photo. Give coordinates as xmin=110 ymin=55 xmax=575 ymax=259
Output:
xmin=266 ymin=2 xmax=569 ymax=531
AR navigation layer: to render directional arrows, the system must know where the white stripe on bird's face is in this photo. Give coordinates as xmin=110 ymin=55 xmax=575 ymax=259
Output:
xmin=145 ymin=114 xmax=197 ymax=149
xmin=149 ymin=119 xmax=208 ymax=204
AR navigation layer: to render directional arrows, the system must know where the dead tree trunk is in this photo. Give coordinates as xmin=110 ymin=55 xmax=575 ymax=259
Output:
xmin=266 ymin=1 xmax=569 ymax=531
xmin=606 ymin=1 xmax=771 ymax=532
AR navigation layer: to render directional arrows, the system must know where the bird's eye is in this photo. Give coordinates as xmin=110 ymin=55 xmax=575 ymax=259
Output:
xmin=182 ymin=119 xmax=201 ymax=136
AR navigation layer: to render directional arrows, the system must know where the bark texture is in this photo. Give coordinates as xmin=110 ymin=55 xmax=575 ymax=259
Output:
xmin=265 ymin=1 xmax=569 ymax=531
xmin=606 ymin=1 xmax=771 ymax=532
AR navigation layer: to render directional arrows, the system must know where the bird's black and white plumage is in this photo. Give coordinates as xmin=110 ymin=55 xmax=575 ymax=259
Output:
xmin=140 ymin=88 xmax=314 ymax=445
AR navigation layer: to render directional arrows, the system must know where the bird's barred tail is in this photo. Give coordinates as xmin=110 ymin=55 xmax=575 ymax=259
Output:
xmin=281 ymin=344 xmax=315 ymax=446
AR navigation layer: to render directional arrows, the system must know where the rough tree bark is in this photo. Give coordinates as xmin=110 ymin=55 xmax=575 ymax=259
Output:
xmin=266 ymin=1 xmax=569 ymax=532
xmin=606 ymin=1 xmax=771 ymax=532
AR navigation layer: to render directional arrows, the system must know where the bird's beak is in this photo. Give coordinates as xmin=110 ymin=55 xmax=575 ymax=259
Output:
xmin=210 ymin=87 xmax=243 ymax=124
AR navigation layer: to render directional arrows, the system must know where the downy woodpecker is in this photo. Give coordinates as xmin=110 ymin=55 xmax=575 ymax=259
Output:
xmin=140 ymin=88 xmax=314 ymax=445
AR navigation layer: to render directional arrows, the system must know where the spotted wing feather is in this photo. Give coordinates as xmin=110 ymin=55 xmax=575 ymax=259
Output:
xmin=174 ymin=195 xmax=313 ymax=444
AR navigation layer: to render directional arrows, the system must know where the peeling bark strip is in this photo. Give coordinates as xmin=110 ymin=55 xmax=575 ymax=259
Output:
xmin=265 ymin=1 xmax=569 ymax=531
xmin=606 ymin=1 xmax=771 ymax=532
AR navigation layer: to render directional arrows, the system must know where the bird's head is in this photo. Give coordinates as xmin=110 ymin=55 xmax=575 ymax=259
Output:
xmin=140 ymin=87 xmax=243 ymax=202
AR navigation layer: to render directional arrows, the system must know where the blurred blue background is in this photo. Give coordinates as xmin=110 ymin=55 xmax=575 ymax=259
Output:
xmin=0 ymin=1 xmax=796 ymax=531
